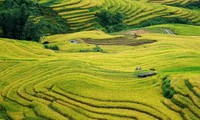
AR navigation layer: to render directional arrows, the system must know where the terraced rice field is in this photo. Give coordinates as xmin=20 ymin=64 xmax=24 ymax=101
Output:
xmin=35 ymin=0 xmax=200 ymax=31
xmin=1 ymin=0 xmax=199 ymax=31
xmin=0 ymin=31 xmax=200 ymax=119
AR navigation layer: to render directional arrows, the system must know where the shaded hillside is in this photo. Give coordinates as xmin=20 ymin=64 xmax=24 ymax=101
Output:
xmin=0 ymin=0 xmax=200 ymax=34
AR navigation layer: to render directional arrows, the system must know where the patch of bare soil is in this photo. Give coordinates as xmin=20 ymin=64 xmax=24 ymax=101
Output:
xmin=125 ymin=30 xmax=150 ymax=35
xmin=82 ymin=37 xmax=156 ymax=46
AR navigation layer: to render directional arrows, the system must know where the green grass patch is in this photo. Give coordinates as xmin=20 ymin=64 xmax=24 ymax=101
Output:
xmin=162 ymin=66 xmax=200 ymax=73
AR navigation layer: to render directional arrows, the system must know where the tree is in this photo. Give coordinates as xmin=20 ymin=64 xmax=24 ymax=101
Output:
xmin=95 ymin=10 xmax=127 ymax=32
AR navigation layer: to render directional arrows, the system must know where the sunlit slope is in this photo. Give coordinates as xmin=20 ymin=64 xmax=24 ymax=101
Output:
xmin=0 ymin=39 xmax=55 ymax=60
xmin=41 ymin=30 xmax=124 ymax=51
xmin=145 ymin=24 xmax=200 ymax=35
xmin=162 ymin=75 xmax=200 ymax=120
xmin=36 ymin=0 xmax=200 ymax=31
xmin=0 ymin=31 xmax=200 ymax=119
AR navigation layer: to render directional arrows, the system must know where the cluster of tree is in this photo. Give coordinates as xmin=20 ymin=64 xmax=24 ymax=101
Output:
xmin=95 ymin=10 xmax=127 ymax=33
xmin=132 ymin=16 xmax=192 ymax=28
xmin=0 ymin=0 xmax=42 ymax=42
xmin=170 ymin=0 xmax=200 ymax=9
xmin=182 ymin=0 xmax=200 ymax=9
xmin=0 ymin=0 xmax=69 ymax=42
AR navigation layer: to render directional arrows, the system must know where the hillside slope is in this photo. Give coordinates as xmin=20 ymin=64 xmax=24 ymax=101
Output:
xmin=0 ymin=31 xmax=200 ymax=119
xmin=145 ymin=24 xmax=200 ymax=35
xmin=34 ymin=0 xmax=200 ymax=31
xmin=1 ymin=0 xmax=200 ymax=34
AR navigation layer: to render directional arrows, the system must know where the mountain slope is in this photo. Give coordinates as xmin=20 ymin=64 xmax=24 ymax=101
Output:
xmin=35 ymin=0 xmax=200 ymax=31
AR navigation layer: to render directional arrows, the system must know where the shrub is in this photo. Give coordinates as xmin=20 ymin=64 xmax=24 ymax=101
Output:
xmin=80 ymin=45 xmax=103 ymax=52
xmin=184 ymin=79 xmax=193 ymax=90
xmin=92 ymin=45 xmax=103 ymax=52
xmin=162 ymin=76 xmax=176 ymax=99
xmin=44 ymin=44 xmax=59 ymax=50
